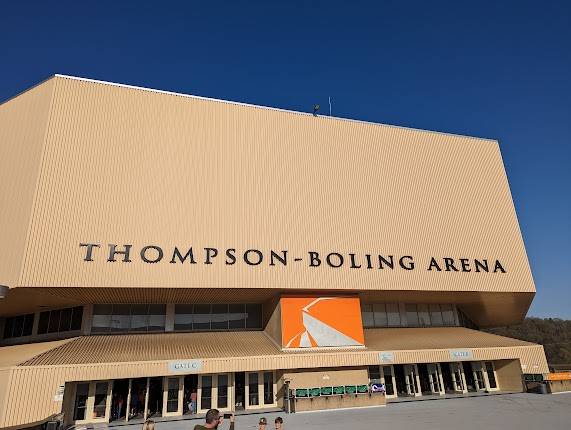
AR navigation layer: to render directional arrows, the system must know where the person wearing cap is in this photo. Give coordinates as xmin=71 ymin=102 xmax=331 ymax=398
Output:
xmin=258 ymin=417 xmax=267 ymax=430
xmin=274 ymin=417 xmax=283 ymax=429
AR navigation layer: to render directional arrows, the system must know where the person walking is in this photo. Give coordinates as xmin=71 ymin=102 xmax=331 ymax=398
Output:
xmin=274 ymin=417 xmax=283 ymax=429
xmin=258 ymin=417 xmax=267 ymax=430
xmin=193 ymin=409 xmax=234 ymax=430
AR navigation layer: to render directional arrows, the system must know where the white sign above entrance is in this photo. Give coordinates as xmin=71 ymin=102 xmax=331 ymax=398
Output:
xmin=168 ymin=360 xmax=203 ymax=374
xmin=379 ymin=351 xmax=395 ymax=363
xmin=449 ymin=349 xmax=474 ymax=361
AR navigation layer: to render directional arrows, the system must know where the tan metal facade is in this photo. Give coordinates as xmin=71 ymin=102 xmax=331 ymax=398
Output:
xmin=0 ymin=76 xmax=547 ymax=428
xmin=0 ymin=80 xmax=54 ymax=292
xmin=0 ymin=76 xmax=533 ymax=296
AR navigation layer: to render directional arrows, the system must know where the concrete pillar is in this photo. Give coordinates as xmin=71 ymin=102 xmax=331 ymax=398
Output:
xmin=82 ymin=304 xmax=93 ymax=335
xmin=165 ymin=304 xmax=175 ymax=332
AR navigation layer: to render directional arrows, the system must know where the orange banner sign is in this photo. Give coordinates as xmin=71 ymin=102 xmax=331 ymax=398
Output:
xmin=281 ymin=296 xmax=365 ymax=348
xmin=546 ymin=372 xmax=571 ymax=381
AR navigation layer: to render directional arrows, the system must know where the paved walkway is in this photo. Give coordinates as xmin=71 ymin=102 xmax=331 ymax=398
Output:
xmin=83 ymin=392 xmax=571 ymax=430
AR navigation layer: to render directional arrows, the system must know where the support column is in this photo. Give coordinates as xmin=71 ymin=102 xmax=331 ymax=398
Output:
xmin=165 ymin=304 xmax=175 ymax=332
xmin=82 ymin=304 xmax=93 ymax=335
xmin=143 ymin=377 xmax=150 ymax=421
xmin=126 ymin=379 xmax=132 ymax=422
xmin=31 ymin=311 xmax=40 ymax=336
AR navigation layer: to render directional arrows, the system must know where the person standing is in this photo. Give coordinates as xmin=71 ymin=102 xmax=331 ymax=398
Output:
xmin=274 ymin=417 xmax=283 ymax=429
xmin=193 ymin=409 xmax=234 ymax=430
xmin=258 ymin=417 xmax=267 ymax=430
xmin=190 ymin=389 xmax=198 ymax=414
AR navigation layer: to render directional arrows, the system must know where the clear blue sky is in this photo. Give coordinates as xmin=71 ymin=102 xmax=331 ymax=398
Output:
xmin=1 ymin=1 xmax=569 ymax=318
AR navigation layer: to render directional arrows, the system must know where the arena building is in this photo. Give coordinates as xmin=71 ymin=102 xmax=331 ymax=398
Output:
xmin=0 ymin=75 xmax=548 ymax=428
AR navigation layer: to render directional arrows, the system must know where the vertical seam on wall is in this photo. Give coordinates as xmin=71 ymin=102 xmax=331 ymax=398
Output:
xmin=18 ymin=78 xmax=58 ymax=287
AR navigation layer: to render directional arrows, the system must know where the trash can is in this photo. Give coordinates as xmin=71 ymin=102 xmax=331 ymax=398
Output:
xmin=538 ymin=382 xmax=548 ymax=394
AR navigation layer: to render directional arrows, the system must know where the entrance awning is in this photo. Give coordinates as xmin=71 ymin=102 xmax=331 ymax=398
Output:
xmin=10 ymin=327 xmax=537 ymax=367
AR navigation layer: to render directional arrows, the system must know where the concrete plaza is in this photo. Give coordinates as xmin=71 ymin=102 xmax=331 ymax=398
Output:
xmin=92 ymin=392 xmax=571 ymax=430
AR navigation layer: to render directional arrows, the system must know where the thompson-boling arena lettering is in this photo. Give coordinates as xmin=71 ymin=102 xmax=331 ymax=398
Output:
xmin=79 ymin=243 xmax=506 ymax=273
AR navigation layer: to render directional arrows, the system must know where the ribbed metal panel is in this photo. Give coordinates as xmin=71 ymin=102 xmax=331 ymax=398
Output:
xmin=0 ymin=80 xmax=54 ymax=289
xmin=14 ymin=76 xmax=533 ymax=296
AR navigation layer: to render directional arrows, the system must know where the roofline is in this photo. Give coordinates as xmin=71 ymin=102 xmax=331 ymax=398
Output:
xmin=3 ymin=73 xmax=498 ymax=143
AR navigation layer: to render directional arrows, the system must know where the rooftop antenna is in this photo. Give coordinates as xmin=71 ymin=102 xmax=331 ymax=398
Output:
xmin=313 ymin=104 xmax=320 ymax=117
xmin=328 ymin=96 xmax=332 ymax=116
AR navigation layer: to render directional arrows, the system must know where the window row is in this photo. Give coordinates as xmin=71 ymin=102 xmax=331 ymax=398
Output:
xmin=92 ymin=304 xmax=167 ymax=333
xmin=3 ymin=313 xmax=34 ymax=339
xmin=38 ymin=306 xmax=83 ymax=334
xmin=361 ymin=303 xmax=457 ymax=328
xmin=91 ymin=303 xmax=264 ymax=333
xmin=3 ymin=306 xmax=84 ymax=339
xmin=174 ymin=304 xmax=262 ymax=331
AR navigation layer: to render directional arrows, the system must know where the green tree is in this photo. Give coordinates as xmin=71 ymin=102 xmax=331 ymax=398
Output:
xmin=486 ymin=318 xmax=571 ymax=365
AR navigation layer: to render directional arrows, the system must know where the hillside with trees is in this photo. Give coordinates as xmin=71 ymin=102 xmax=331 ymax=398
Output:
xmin=486 ymin=317 xmax=571 ymax=366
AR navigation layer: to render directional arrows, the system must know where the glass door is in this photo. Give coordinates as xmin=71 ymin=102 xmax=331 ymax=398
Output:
xmin=484 ymin=362 xmax=499 ymax=391
xmin=263 ymin=372 xmax=275 ymax=406
xmin=199 ymin=375 xmax=213 ymax=412
xmin=247 ymin=372 xmax=260 ymax=408
xmin=382 ymin=366 xmax=396 ymax=398
xmin=403 ymin=364 xmax=420 ymax=396
xmin=427 ymin=364 xmax=444 ymax=395
xmin=73 ymin=383 xmax=90 ymax=421
xmin=163 ymin=377 xmax=183 ymax=416
xmin=472 ymin=362 xmax=487 ymax=391
xmin=217 ymin=374 xmax=231 ymax=411
xmin=450 ymin=362 xmax=466 ymax=392
xmin=72 ymin=381 xmax=111 ymax=424
xmin=92 ymin=382 xmax=111 ymax=420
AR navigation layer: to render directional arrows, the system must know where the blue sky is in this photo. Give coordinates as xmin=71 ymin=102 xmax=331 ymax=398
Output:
xmin=1 ymin=1 xmax=569 ymax=318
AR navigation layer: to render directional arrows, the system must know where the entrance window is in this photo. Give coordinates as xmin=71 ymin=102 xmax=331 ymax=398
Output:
xmin=441 ymin=304 xmax=455 ymax=326
xmin=417 ymin=304 xmax=431 ymax=326
xmin=218 ymin=374 xmax=228 ymax=409
xmin=386 ymin=303 xmax=401 ymax=327
xmin=174 ymin=305 xmax=194 ymax=330
xmin=92 ymin=304 xmax=166 ymax=333
xmin=130 ymin=305 xmax=150 ymax=331
xmin=263 ymin=372 xmax=274 ymax=405
xmin=248 ymin=373 xmax=259 ymax=406
xmin=228 ymin=304 xmax=247 ymax=329
xmin=429 ymin=304 xmax=443 ymax=326
xmin=148 ymin=305 xmax=166 ymax=331
xmin=201 ymin=376 xmax=212 ymax=410
xmin=3 ymin=313 xmax=34 ymax=339
xmin=405 ymin=304 xmax=419 ymax=326
xmin=361 ymin=304 xmax=374 ymax=328
xmin=212 ymin=304 xmax=230 ymax=330
xmin=373 ymin=304 xmax=388 ymax=327
xmin=246 ymin=304 xmax=262 ymax=328
xmin=167 ymin=378 xmax=180 ymax=413
xmin=485 ymin=362 xmax=497 ymax=389
xmin=368 ymin=365 xmax=381 ymax=381
xmin=93 ymin=382 xmax=109 ymax=418
xmin=193 ymin=305 xmax=212 ymax=330
xmin=74 ymin=383 xmax=89 ymax=420
xmin=110 ymin=305 xmax=131 ymax=332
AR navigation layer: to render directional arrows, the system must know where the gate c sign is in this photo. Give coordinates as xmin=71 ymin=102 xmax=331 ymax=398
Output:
xmin=168 ymin=360 xmax=203 ymax=374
